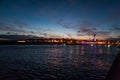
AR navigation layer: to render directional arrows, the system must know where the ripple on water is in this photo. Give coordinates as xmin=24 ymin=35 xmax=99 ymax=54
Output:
xmin=0 ymin=45 xmax=117 ymax=80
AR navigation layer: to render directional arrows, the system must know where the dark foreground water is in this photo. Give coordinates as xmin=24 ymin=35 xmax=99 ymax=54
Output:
xmin=0 ymin=45 xmax=119 ymax=80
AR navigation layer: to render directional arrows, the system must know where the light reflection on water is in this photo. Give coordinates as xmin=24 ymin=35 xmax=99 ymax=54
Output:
xmin=0 ymin=45 xmax=118 ymax=80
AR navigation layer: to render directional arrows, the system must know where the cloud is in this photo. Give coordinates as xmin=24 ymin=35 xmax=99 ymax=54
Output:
xmin=0 ymin=22 xmax=27 ymax=33
xmin=106 ymin=37 xmax=120 ymax=41
xmin=57 ymin=20 xmax=96 ymax=34
xmin=75 ymin=21 xmax=94 ymax=28
xmin=58 ymin=20 xmax=95 ymax=30
xmin=79 ymin=28 xmax=94 ymax=35
xmin=57 ymin=19 xmax=113 ymax=39
xmin=114 ymin=27 xmax=120 ymax=31
xmin=6 ymin=32 xmax=11 ymax=35
xmin=6 ymin=32 xmax=18 ymax=35
xmin=0 ymin=18 xmax=33 ymax=32
xmin=97 ymin=31 xmax=110 ymax=36
xmin=56 ymin=20 xmax=73 ymax=29
xmin=0 ymin=22 xmax=15 ymax=31
xmin=0 ymin=34 xmax=42 ymax=40
xmin=77 ymin=26 xmax=110 ymax=37
xmin=77 ymin=33 xmax=85 ymax=36
xmin=30 ymin=31 xmax=35 ymax=34
xmin=76 ymin=25 xmax=97 ymax=36
xmin=14 ymin=20 xmax=31 ymax=28
xmin=0 ymin=20 xmax=56 ymax=39
xmin=108 ymin=24 xmax=120 ymax=34
xmin=111 ymin=24 xmax=120 ymax=31
xmin=0 ymin=21 xmax=40 ymax=39
xmin=117 ymin=35 xmax=120 ymax=38
xmin=96 ymin=11 xmax=120 ymax=26
xmin=48 ymin=34 xmax=63 ymax=38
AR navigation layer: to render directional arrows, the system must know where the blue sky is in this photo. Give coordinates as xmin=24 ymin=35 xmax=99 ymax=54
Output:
xmin=0 ymin=0 xmax=120 ymax=40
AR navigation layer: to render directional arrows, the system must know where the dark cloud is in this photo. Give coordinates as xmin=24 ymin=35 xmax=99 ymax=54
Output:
xmin=0 ymin=18 xmax=33 ymax=33
xmin=6 ymin=32 xmax=18 ymax=35
xmin=106 ymin=37 xmax=120 ymax=41
xmin=80 ymin=28 xmax=93 ymax=35
xmin=57 ymin=20 xmax=95 ymax=32
xmin=0 ymin=22 xmax=27 ymax=33
xmin=77 ymin=26 xmax=110 ymax=37
xmin=97 ymin=31 xmax=110 ymax=36
xmin=77 ymin=29 xmax=93 ymax=36
xmin=117 ymin=34 xmax=120 ymax=38
xmin=0 ymin=34 xmax=41 ymax=40
xmin=41 ymin=28 xmax=52 ymax=31
xmin=75 ymin=21 xmax=94 ymax=28
xmin=0 ymin=21 xmax=54 ymax=39
xmin=14 ymin=20 xmax=31 ymax=28
xmin=79 ymin=25 xmax=97 ymax=36
xmin=57 ymin=20 xmax=73 ymax=29
xmin=67 ymin=34 xmax=72 ymax=38
xmin=30 ymin=31 xmax=35 ymax=34
xmin=0 ymin=22 xmax=15 ymax=31
xmin=114 ymin=27 xmax=120 ymax=31
xmin=77 ymin=33 xmax=85 ymax=36
xmin=109 ymin=24 xmax=120 ymax=34
xmin=112 ymin=24 xmax=120 ymax=31
xmin=58 ymin=19 xmax=113 ymax=39
xmin=96 ymin=11 xmax=120 ymax=26
xmin=117 ymin=35 xmax=120 ymax=38
xmin=48 ymin=34 xmax=62 ymax=38
xmin=6 ymin=32 xmax=11 ymax=35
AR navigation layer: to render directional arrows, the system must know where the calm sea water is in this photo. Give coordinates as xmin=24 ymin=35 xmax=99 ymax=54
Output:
xmin=0 ymin=45 xmax=119 ymax=80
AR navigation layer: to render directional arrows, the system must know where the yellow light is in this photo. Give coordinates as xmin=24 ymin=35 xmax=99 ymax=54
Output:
xmin=91 ymin=44 xmax=93 ymax=46
xmin=97 ymin=42 xmax=103 ymax=44
xmin=107 ymin=44 xmax=110 ymax=48
xmin=60 ymin=40 xmax=63 ymax=42
xmin=17 ymin=40 xmax=26 ymax=43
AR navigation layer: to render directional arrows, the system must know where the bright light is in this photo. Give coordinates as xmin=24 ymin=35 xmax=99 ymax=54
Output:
xmin=17 ymin=40 xmax=26 ymax=43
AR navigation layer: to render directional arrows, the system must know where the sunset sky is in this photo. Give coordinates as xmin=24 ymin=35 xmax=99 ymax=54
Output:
xmin=0 ymin=0 xmax=120 ymax=40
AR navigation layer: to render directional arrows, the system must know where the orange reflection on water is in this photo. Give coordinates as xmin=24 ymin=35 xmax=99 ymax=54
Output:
xmin=98 ymin=48 xmax=103 ymax=54
xmin=51 ymin=58 xmax=63 ymax=67
xmin=75 ymin=45 xmax=80 ymax=55
xmin=45 ymin=45 xmax=64 ymax=67
xmin=44 ymin=45 xmax=112 ymax=71
xmin=81 ymin=45 xmax=84 ymax=55
xmin=96 ymin=59 xmax=104 ymax=69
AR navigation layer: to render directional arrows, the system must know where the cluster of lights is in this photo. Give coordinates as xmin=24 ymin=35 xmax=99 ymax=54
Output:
xmin=17 ymin=40 xmax=26 ymax=43
xmin=17 ymin=39 xmax=120 ymax=45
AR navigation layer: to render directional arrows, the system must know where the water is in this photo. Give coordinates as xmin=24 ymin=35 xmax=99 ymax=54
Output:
xmin=0 ymin=45 xmax=119 ymax=80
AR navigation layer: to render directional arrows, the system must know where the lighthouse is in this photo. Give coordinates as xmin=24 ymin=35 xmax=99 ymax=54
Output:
xmin=93 ymin=33 xmax=97 ymax=42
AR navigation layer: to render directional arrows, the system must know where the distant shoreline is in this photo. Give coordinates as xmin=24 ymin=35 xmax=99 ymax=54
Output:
xmin=0 ymin=42 xmax=119 ymax=45
xmin=0 ymin=39 xmax=119 ymax=45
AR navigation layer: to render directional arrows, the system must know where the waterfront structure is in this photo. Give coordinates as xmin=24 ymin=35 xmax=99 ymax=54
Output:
xmin=93 ymin=33 xmax=97 ymax=42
